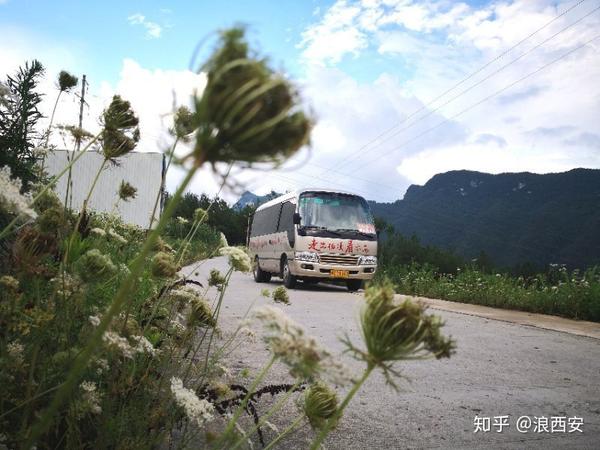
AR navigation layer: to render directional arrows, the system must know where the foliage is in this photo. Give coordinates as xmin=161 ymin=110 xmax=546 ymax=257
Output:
xmin=0 ymin=60 xmax=45 ymax=189
xmin=167 ymin=191 xmax=254 ymax=245
xmin=378 ymin=262 xmax=600 ymax=322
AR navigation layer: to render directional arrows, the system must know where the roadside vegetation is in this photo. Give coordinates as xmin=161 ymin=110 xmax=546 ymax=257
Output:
xmin=376 ymin=229 xmax=600 ymax=322
xmin=0 ymin=28 xmax=455 ymax=449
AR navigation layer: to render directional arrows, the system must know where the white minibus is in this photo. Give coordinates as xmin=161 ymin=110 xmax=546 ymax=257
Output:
xmin=248 ymin=189 xmax=378 ymax=291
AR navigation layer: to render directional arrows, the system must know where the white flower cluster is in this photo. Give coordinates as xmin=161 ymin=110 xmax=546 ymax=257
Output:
xmin=220 ymin=246 xmax=252 ymax=272
xmin=254 ymin=305 xmax=333 ymax=379
xmin=176 ymin=216 xmax=189 ymax=225
xmin=80 ymin=381 xmax=102 ymax=414
xmin=0 ymin=166 xmax=37 ymax=220
xmin=89 ymin=315 xmax=101 ymax=327
xmin=50 ymin=273 xmax=81 ymax=298
xmin=102 ymin=331 xmax=157 ymax=358
xmin=90 ymin=227 xmax=106 ymax=237
xmin=108 ymin=228 xmax=127 ymax=244
xmin=170 ymin=377 xmax=214 ymax=426
xmin=7 ymin=340 xmax=24 ymax=365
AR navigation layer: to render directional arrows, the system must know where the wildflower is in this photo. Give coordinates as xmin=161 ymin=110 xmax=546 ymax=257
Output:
xmin=184 ymin=28 xmax=311 ymax=168
xmin=118 ymin=180 xmax=137 ymax=201
xmin=0 ymin=166 xmax=37 ymax=220
xmin=304 ymin=381 xmax=338 ymax=430
xmin=188 ymin=297 xmax=216 ymax=328
xmin=171 ymin=105 xmax=197 ymax=142
xmin=108 ymin=228 xmax=127 ymax=244
xmin=260 ymin=288 xmax=270 ymax=298
xmin=7 ymin=341 xmax=25 ymax=365
xmin=89 ymin=315 xmax=101 ymax=327
xmin=58 ymin=70 xmax=78 ymax=92
xmin=131 ymin=335 xmax=158 ymax=357
xmin=76 ymin=249 xmax=117 ymax=282
xmin=208 ymin=269 xmax=227 ymax=288
xmin=90 ymin=227 xmax=106 ymax=237
xmin=0 ymin=275 xmax=19 ymax=292
xmin=272 ymin=286 xmax=290 ymax=305
xmin=95 ymin=358 xmax=109 ymax=375
xmin=80 ymin=381 xmax=102 ymax=415
xmin=101 ymin=95 xmax=140 ymax=160
xmin=51 ymin=273 xmax=82 ymax=297
xmin=194 ymin=207 xmax=208 ymax=223
xmin=103 ymin=331 xmax=135 ymax=359
xmin=344 ymin=281 xmax=455 ymax=386
xmin=209 ymin=381 xmax=231 ymax=399
xmin=170 ymin=377 xmax=215 ymax=426
xmin=169 ymin=286 xmax=198 ymax=308
xmin=176 ymin=216 xmax=189 ymax=225
xmin=220 ymin=246 xmax=252 ymax=272
xmin=254 ymin=305 xmax=332 ymax=379
xmin=151 ymin=251 xmax=178 ymax=278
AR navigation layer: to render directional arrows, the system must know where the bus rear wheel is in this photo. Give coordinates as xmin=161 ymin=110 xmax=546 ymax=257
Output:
xmin=346 ymin=280 xmax=363 ymax=292
xmin=253 ymin=257 xmax=271 ymax=283
xmin=281 ymin=257 xmax=297 ymax=289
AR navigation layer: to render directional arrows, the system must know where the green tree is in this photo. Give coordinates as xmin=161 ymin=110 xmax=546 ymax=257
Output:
xmin=0 ymin=60 xmax=45 ymax=190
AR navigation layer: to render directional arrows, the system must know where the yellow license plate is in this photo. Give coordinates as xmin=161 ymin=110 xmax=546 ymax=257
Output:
xmin=330 ymin=269 xmax=349 ymax=279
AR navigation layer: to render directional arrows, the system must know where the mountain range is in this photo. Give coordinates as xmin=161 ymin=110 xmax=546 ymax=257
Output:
xmin=369 ymin=168 xmax=600 ymax=269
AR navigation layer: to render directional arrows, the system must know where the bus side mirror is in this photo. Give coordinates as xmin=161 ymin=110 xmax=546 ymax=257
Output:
xmin=293 ymin=213 xmax=301 ymax=225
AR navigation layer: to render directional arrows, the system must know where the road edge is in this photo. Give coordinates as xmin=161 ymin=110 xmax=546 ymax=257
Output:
xmin=396 ymin=294 xmax=600 ymax=340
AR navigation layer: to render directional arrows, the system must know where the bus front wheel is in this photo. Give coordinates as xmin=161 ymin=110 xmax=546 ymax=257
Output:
xmin=281 ymin=257 xmax=297 ymax=288
xmin=253 ymin=257 xmax=271 ymax=283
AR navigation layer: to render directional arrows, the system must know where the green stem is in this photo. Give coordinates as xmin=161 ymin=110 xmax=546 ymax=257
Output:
xmin=24 ymin=163 xmax=201 ymax=448
xmin=309 ymin=364 xmax=375 ymax=450
xmin=64 ymin=157 xmax=107 ymax=264
xmin=264 ymin=415 xmax=305 ymax=450
xmin=217 ymin=356 xmax=276 ymax=449
xmin=230 ymin=378 xmax=304 ymax=450
xmin=0 ymin=133 xmax=100 ymax=241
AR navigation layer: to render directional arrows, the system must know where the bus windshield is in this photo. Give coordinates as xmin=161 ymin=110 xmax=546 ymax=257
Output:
xmin=298 ymin=192 xmax=375 ymax=234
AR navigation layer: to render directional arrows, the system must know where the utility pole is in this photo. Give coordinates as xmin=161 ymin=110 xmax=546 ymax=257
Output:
xmin=76 ymin=75 xmax=86 ymax=152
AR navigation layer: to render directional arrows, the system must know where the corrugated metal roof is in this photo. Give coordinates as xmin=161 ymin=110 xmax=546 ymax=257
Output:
xmin=45 ymin=150 xmax=164 ymax=228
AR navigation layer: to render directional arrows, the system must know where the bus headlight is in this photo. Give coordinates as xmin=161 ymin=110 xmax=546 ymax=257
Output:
xmin=358 ymin=255 xmax=377 ymax=265
xmin=295 ymin=251 xmax=320 ymax=263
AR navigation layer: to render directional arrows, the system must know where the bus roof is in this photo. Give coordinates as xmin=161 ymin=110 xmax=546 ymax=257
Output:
xmin=255 ymin=188 xmax=364 ymax=212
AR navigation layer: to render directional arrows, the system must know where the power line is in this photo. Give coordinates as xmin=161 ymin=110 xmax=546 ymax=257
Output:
xmin=353 ymin=33 xmax=599 ymax=171
xmin=312 ymin=0 xmax=591 ymax=177
xmin=331 ymin=2 xmax=600 ymax=173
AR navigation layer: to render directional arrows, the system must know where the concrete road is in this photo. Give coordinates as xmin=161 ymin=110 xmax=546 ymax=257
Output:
xmin=184 ymin=257 xmax=600 ymax=449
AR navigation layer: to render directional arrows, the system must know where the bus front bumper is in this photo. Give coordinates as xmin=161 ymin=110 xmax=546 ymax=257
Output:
xmin=290 ymin=259 xmax=376 ymax=280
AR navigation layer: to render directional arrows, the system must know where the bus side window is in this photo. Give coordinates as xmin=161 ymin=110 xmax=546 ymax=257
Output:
xmin=278 ymin=201 xmax=296 ymax=247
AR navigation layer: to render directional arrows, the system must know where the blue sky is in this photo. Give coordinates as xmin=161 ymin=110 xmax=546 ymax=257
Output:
xmin=1 ymin=0 xmax=599 ymax=202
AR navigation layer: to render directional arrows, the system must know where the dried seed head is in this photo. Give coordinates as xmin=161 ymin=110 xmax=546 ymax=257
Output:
xmin=76 ymin=249 xmax=117 ymax=282
xmin=194 ymin=207 xmax=208 ymax=223
xmin=183 ymin=27 xmax=312 ymax=169
xmin=101 ymin=95 xmax=140 ymax=160
xmin=188 ymin=297 xmax=216 ymax=328
xmin=347 ymin=280 xmax=455 ymax=384
xmin=208 ymin=269 xmax=226 ymax=287
xmin=58 ymin=70 xmax=78 ymax=92
xmin=271 ymin=286 xmax=290 ymax=305
xmin=304 ymin=381 xmax=338 ymax=430
xmin=118 ymin=180 xmax=137 ymax=201
xmin=220 ymin=246 xmax=252 ymax=272
xmin=0 ymin=275 xmax=20 ymax=293
xmin=172 ymin=105 xmax=197 ymax=142
xmin=151 ymin=251 xmax=178 ymax=278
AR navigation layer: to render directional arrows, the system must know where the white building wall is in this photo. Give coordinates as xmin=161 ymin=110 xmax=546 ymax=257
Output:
xmin=45 ymin=150 xmax=164 ymax=228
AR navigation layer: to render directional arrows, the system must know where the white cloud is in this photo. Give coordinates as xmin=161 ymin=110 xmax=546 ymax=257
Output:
xmin=127 ymin=13 xmax=163 ymax=39
xmin=293 ymin=0 xmax=600 ymax=197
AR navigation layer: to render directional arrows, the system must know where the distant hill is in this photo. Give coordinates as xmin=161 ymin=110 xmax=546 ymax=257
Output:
xmin=369 ymin=169 xmax=600 ymax=269
xmin=232 ymin=190 xmax=282 ymax=211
